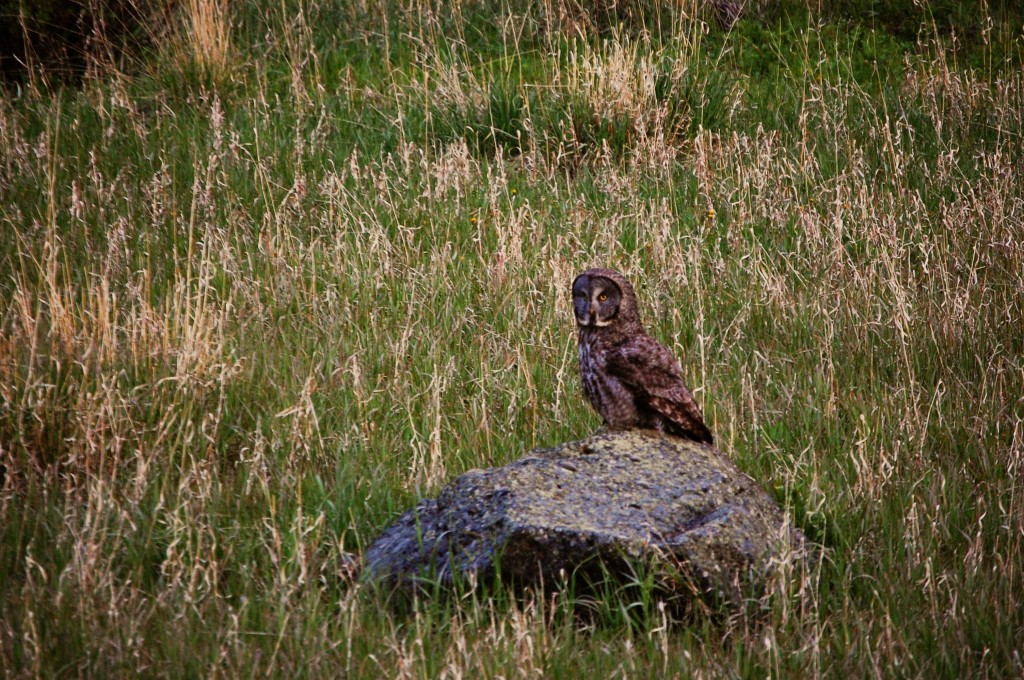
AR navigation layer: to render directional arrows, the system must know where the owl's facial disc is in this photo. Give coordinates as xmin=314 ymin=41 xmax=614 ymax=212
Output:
xmin=572 ymin=274 xmax=621 ymax=327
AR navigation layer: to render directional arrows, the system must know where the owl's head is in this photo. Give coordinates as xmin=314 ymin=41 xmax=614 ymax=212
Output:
xmin=571 ymin=268 xmax=642 ymax=330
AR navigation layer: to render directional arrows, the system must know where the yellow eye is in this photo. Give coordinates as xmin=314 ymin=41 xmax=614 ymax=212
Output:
xmin=597 ymin=293 xmax=608 ymax=302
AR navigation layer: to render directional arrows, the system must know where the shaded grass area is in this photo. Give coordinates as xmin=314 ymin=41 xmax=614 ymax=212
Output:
xmin=1 ymin=0 xmax=1023 ymax=676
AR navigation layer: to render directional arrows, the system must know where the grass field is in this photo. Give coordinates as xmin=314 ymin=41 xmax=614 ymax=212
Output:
xmin=1 ymin=0 xmax=1022 ymax=676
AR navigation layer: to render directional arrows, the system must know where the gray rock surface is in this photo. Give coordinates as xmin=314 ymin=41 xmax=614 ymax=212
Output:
xmin=363 ymin=430 xmax=806 ymax=603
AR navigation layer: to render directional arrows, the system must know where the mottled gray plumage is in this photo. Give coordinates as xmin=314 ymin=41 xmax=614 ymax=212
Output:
xmin=572 ymin=268 xmax=713 ymax=444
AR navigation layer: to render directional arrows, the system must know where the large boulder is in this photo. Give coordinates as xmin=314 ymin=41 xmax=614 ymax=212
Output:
xmin=364 ymin=430 xmax=807 ymax=604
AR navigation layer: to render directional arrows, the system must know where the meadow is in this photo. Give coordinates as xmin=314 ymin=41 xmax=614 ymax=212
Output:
xmin=1 ymin=0 xmax=1022 ymax=676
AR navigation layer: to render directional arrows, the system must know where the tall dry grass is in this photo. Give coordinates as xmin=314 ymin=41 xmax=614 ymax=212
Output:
xmin=1 ymin=0 xmax=1022 ymax=676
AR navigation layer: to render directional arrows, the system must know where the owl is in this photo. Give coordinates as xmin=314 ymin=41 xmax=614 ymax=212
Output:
xmin=572 ymin=268 xmax=714 ymax=444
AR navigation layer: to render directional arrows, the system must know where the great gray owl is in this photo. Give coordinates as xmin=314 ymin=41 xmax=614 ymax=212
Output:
xmin=572 ymin=268 xmax=714 ymax=444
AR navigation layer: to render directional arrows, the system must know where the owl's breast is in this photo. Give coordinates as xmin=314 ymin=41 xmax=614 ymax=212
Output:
xmin=577 ymin=333 xmax=640 ymax=427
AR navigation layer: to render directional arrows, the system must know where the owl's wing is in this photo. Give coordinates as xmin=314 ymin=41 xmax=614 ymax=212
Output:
xmin=605 ymin=335 xmax=714 ymax=444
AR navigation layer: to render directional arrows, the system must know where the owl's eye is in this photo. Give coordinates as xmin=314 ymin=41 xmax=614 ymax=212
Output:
xmin=597 ymin=293 xmax=608 ymax=302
